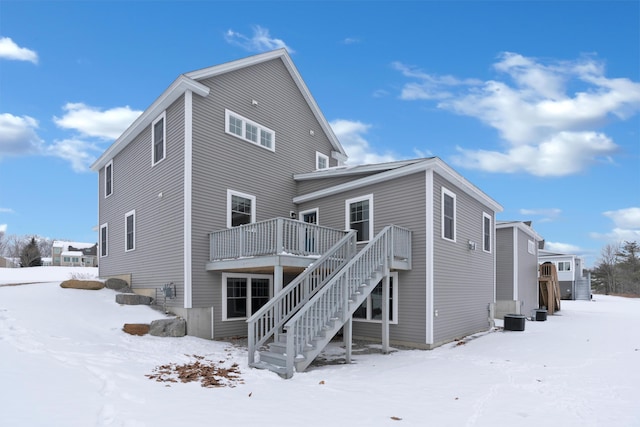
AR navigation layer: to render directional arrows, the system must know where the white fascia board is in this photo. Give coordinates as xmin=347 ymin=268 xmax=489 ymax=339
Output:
xmin=90 ymin=76 xmax=209 ymax=172
xmin=294 ymin=157 xmax=504 ymax=214
xmin=186 ymin=48 xmax=347 ymax=161
xmin=294 ymin=159 xmax=424 ymax=181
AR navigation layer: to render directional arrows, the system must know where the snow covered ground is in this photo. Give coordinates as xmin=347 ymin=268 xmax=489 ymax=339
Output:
xmin=1 ymin=267 xmax=639 ymax=426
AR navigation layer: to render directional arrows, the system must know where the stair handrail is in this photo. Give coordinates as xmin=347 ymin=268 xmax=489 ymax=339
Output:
xmin=246 ymin=230 xmax=357 ymax=364
xmin=283 ymin=225 xmax=407 ymax=376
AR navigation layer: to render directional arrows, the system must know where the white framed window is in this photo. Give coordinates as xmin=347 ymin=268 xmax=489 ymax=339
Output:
xmin=105 ymin=160 xmax=113 ymax=198
xmin=100 ymin=223 xmax=108 ymax=257
xmin=353 ymin=273 xmax=398 ymax=324
xmin=152 ymin=112 xmax=166 ymax=165
xmin=441 ymin=188 xmax=456 ymax=242
xmin=222 ymin=273 xmax=273 ymax=320
xmin=125 ymin=210 xmax=135 ymax=252
xmin=558 ymin=261 xmax=571 ymax=271
xmin=346 ymin=194 xmax=373 ymax=243
xmin=227 ymin=190 xmax=256 ymax=228
xmin=316 ymin=152 xmax=329 ymax=170
xmin=225 ymin=109 xmax=275 ymax=151
xmin=482 ymin=212 xmax=492 ymax=253
xmin=528 ymin=239 xmax=536 ymax=255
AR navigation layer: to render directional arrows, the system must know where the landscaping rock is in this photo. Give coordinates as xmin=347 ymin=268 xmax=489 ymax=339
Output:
xmin=60 ymin=280 xmax=105 ymax=290
xmin=105 ymin=278 xmax=130 ymax=291
xmin=115 ymin=293 xmax=153 ymax=305
xmin=123 ymin=323 xmax=150 ymax=336
xmin=149 ymin=318 xmax=186 ymax=337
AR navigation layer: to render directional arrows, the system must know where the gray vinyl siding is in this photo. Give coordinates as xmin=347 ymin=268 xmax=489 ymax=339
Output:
xmin=297 ymin=171 xmax=428 ymax=346
xmin=188 ymin=58 xmax=338 ymax=338
xmin=516 ymin=227 xmax=539 ymax=316
xmin=98 ymin=96 xmax=186 ymax=304
xmin=432 ymin=172 xmax=494 ymax=346
xmin=496 ymin=227 xmax=514 ymax=300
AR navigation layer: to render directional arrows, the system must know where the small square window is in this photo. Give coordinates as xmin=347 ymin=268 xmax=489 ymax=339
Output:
xmin=316 ymin=152 xmax=329 ymax=170
xmin=246 ymin=123 xmax=258 ymax=142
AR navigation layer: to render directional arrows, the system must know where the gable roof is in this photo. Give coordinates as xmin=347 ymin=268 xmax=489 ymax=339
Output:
xmin=91 ymin=49 xmax=347 ymax=172
xmin=293 ymin=157 xmax=503 ymax=213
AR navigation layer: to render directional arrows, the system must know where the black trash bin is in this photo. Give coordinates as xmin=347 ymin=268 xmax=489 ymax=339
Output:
xmin=504 ymin=314 xmax=526 ymax=331
xmin=535 ymin=309 xmax=547 ymax=321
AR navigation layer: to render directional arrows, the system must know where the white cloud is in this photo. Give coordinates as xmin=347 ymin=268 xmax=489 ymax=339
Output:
xmin=0 ymin=208 xmax=15 ymax=214
xmin=46 ymin=138 xmax=101 ymax=173
xmin=0 ymin=37 xmax=38 ymax=63
xmin=453 ymin=131 xmax=617 ymax=176
xmin=603 ymin=207 xmax=640 ymax=229
xmin=545 ymin=241 xmax=582 ymax=253
xmin=0 ymin=224 xmax=7 ymax=233
xmin=53 ymin=103 xmax=141 ymax=140
xmin=342 ymin=37 xmax=360 ymax=45
xmin=224 ymin=26 xmax=294 ymax=53
xmin=0 ymin=113 xmax=44 ymax=156
xmin=330 ymin=119 xmax=399 ymax=165
xmin=590 ymin=207 xmax=640 ymax=243
xmin=395 ymin=52 xmax=640 ymax=177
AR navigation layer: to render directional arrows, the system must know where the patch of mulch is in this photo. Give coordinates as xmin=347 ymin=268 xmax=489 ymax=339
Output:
xmin=146 ymin=354 xmax=243 ymax=388
xmin=60 ymin=279 xmax=105 ymax=290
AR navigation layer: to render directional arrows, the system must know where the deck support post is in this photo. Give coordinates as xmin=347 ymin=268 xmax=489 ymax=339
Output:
xmin=344 ymin=316 xmax=352 ymax=364
xmin=382 ymin=272 xmax=390 ymax=354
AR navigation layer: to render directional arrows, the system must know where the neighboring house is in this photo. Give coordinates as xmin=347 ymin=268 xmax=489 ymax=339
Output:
xmin=0 ymin=257 xmax=18 ymax=268
xmin=41 ymin=257 xmax=53 ymax=266
xmin=52 ymin=241 xmax=98 ymax=267
xmin=538 ymin=249 xmax=591 ymax=300
xmin=90 ymin=49 xmax=503 ymax=377
xmin=495 ymin=221 xmax=544 ymax=319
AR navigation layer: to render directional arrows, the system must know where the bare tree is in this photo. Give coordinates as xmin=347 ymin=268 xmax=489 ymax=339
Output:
xmin=0 ymin=230 xmax=6 ymax=257
xmin=592 ymin=242 xmax=620 ymax=295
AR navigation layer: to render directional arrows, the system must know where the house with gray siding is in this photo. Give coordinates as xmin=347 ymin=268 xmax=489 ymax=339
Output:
xmin=538 ymin=249 xmax=591 ymax=300
xmin=91 ymin=49 xmax=503 ymax=378
xmin=495 ymin=221 xmax=544 ymax=319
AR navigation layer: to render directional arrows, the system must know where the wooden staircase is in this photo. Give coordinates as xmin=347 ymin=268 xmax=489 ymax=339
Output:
xmin=248 ymin=225 xmax=411 ymax=378
xmin=539 ymin=263 xmax=561 ymax=314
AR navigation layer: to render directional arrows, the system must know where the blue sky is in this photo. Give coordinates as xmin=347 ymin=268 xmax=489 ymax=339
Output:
xmin=1 ymin=0 xmax=638 ymax=266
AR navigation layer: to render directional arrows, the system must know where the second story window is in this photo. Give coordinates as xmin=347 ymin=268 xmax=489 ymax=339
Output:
xmin=152 ymin=112 xmax=166 ymax=165
xmin=225 ymin=109 xmax=275 ymax=151
xmin=105 ymin=160 xmax=113 ymax=197
xmin=482 ymin=212 xmax=491 ymax=252
xmin=125 ymin=210 xmax=135 ymax=252
xmin=227 ymin=190 xmax=256 ymax=228
xmin=442 ymin=188 xmax=456 ymax=242
xmin=346 ymin=194 xmax=373 ymax=242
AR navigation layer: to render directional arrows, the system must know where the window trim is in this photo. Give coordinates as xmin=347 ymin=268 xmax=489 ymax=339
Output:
xmin=152 ymin=112 xmax=166 ymax=166
xmin=353 ymin=272 xmax=398 ymax=324
xmin=104 ymin=160 xmax=113 ymax=198
xmin=441 ymin=188 xmax=456 ymax=242
xmin=482 ymin=212 xmax=492 ymax=253
xmin=316 ymin=152 xmax=329 ymax=170
xmin=221 ymin=273 xmax=273 ymax=321
xmin=125 ymin=210 xmax=136 ymax=252
xmin=226 ymin=190 xmax=256 ymax=228
xmin=345 ymin=194 xmax=374 ymax=243
xmin=100 ymin=223 xmax=108 ymax=257
xmin=225 ymin=109 xmax=275 ymax=152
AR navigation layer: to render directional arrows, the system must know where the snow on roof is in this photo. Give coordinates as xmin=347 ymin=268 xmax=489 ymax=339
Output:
xmin=53 ymin=241 xmax=96 ymax=250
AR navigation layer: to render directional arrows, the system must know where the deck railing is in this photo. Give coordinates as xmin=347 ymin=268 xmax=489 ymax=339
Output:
xmin=283 ymin=225 xmax=411 ymax=376
xmin=246 ymin=230 xmax=357 ymax=365
xmin=209 ymin=218 xmax=348 ymax=261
